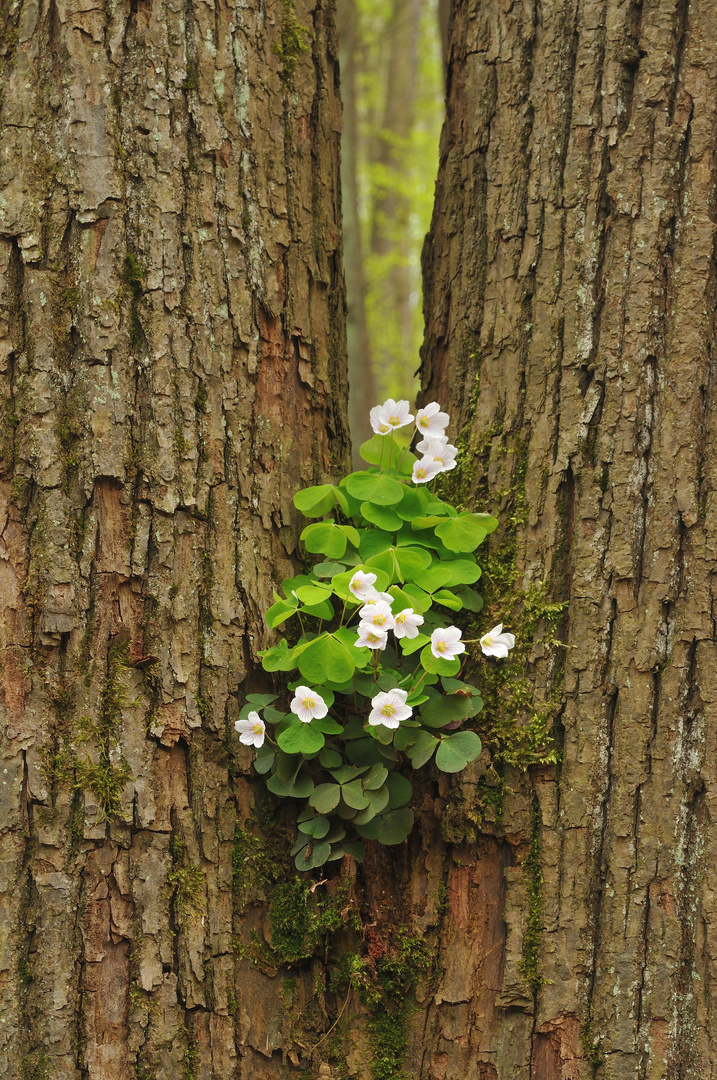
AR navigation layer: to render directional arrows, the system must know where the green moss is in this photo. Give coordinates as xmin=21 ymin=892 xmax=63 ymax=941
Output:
xmin=21 ymin=1054 xmax=50 ymax=1080
xmin=272 ymin=0 xmax=312 ymax=81
xmin=74 ymin=641 xmax=133 ymax=821
xmin=579 ymin=1012 xmax=604 ymax=1070
xmin=518 ymin=797 xmax=544 ymax=991
xmin=122 ymin=253 xmax=144 ymax=295
xmin=194 ymin=382 xmax=208 ymax=412
xmin=168 ymin=840 xmax=205 ymax=919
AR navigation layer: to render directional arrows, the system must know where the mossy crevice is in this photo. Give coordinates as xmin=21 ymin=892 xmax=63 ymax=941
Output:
xmin=74 ymin=640 xmax=133 ymax=821
xmin=273 ymin=0 xmax=312 ymax=81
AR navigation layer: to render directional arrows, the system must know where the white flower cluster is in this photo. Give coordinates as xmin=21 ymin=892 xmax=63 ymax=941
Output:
xmin=347 ymin=570 xmax=424 ymax=651
xmin=369 ymin=397 xmax=458 ymax=485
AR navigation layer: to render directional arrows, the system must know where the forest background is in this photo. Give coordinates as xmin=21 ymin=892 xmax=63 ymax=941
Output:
xmin=338 ymin=0 xmax=444 ymax=448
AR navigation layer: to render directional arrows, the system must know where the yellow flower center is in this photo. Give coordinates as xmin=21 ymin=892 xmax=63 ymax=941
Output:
xmin=395 ymin=613 xmax=405 ymax=624
xmin=368 ymin=632 xmax=380 ymax=643
xmin=302 ymin=697 xmax=315 ymax=710
xmin=416 ymin=468 xmax=427 ymax=478
xmin=379 ymin=423 xmax=390 ymax=433
xmin=252 ymin=723 xmax=263 ymax=735
xmin=389 ymin=416 xmax=400 ymax=425
xmin=436 ymin=641 xmax=446 ymax=653
xmin=373 ymin=614 xmax=386 ymax=625
xmin=482 ymin=635 xmax=492 ymax=648
xmin=351 ymin=578 xmax=361 ymax=591
xmin=381 ymin=704 xmax=395 ymax=717
xmin=419 ymin=416 xmax=429 ymax=427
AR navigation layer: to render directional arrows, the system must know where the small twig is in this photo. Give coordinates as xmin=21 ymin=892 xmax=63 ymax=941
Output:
xmin=310 ymin=984 xmax=353 ymax=1051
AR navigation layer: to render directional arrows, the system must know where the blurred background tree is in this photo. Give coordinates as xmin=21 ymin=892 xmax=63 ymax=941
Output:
xmin=339 ymin=0 xmax=444 ymax=452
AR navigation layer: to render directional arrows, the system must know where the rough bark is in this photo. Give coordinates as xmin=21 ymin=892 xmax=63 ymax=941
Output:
xmin=420 ymin=0 xmax=717 ymax=1076
xmin=0 ymin=1 xmax=348 ymax=1078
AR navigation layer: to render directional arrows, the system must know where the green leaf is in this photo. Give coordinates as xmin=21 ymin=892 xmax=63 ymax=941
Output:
xmin=441 ymin=559 xmax=482 ymax=585
xmin=259 ymin=640 xmax=302 ymax=672
xmin=253 ymin=744 xmax=275 ymax=775
xmin=319 ymin=747 xmax=343 ymax=768
xmin=266 ymin=772 xmax=315 ymax=798
xmin=435 ymin=514 xmax=490 ymax=553
xmin=472 ymin=513 xmax=499 ymax=534
xmin=298 ymin=816 xmax=331 ymax=838
xmin=246 ymin=693 xmax=278 ymax=708
xmin=435 ymin=731 xmax=482 ymax=773
xmin=301 ymin=522 xmax=348 ymax=558
xmin=377 ymin=807 xmax=414 ymax=845
xmin=298 ymin=633 xmax=356 ymax=684
xmin=418 ymin=565 xmax=453 ymax=593
xmin=363 ymin=764 xmax=389 ymax=790
xmin=453 ymin=585 xmax=484 ymax=612
xmin=399 ymin=582 xmax=432 ymax=613
xmin=420 ymin=644 xmax=461 ymax=677
xmin=342 ymin=840 xmax=367 ymax=861
xmin=359 ymin=432 xmax=414 ymax=469
xmin=262 ymin=706 xmax=289 ymax=724
xmin=309 ymin=783 xmax=342 ymax=813
xmin=295 ymin=840 xmax=331 ymax=870
xmin=432 ymin=588 xmax=463 ymax=611
xmin=338 ymin=525 xmax=360 ymax=547
xmin=345 ymin=472 xmax=404 ymax=506
xmin=399 ymin=632 xmax=430 ymax=656
xmin=364 ymin=784 xmax=390 ymax=814
xmin=314 ymin=715 xmax=343 ymax=734
xmin=355 ymin=818 xmax=381 ymax=840
xmin=341 ymin=779 xmax=370 ymax=810
xmin=395 ymin=485 xmax=428 ymax=521
xmin=277 ymin=723 xmax=325 ymax=754
xmin=358 ymin=530 xmax=393 ymax=561
xmin=312 ymin=560 xmax=346 ymax=579
xmin=361 ymin=502 xmax=403 ymax=531
xmin=405 ymin=730 xmax=439 ymax=768
xmin=294 ymin=583 xmax=333 ymax=605
xmin=420 ymin=693 xmax=474 ymax=728
xmin=294 ymin=484 xmax=346 ymax=518
xmin=385 ymin=772 xmax=412 ymax=808
xmin=299 ymin=598 xmax=335 ymax=621
xmin=346 ymin=738 xmax=391 ymax=767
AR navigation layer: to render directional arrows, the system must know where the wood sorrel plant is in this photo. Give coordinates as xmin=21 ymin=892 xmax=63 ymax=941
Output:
xmin=236 ymin=399 xmax=515 ymax=870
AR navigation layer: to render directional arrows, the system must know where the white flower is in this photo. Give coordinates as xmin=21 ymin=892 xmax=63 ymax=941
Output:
xmin=374 ymin=591 xmax=394 ymax=604
xmin=393 ymin=608 xmax=424 ymax=639
xmin=235 ymin=711 xmax=266 ymax=747
xmin=415 ymin=402 xmax=450 ymax=438
xmin=370 ymin=398 xmax=414 ymax=434
xmin=480 ymin=623 xmax=516 ymax=659
xmin=430 ymin=626 xmax=466 ymax=660
xmin=416 ymin=433 xmax=448 ymax=455
xmin=368 ymin=689 xmax=413 ymax=729
xmin=423 ymin=438 xmax=458 ymax=472
xmin=355 ymin=625 xmax=388 ymax=650
xmin=348 ymin=569 xmax=379 ymax=602
xmin=359 ymin=600 xmax=395 ymax=631
xmin=290 ymin=685 xmax=329 ymax=723
xmin=412 ymin=457 xmax=442 ymax=484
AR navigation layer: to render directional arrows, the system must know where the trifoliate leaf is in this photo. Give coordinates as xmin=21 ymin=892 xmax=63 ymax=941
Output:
xmin=294 ymin=484 xmax=346 ymax=518
xmin=297 ymin=633 xmax=356 ymax=684
xmin=435 ymin=514 xmax=490 ymax=552
xmin=377 ymin=807 xmax=414 ymax=845
xmin=309 ymin=783 xmax=342 ymax=813
xmin=276 ymin=723 xmax=325 ymax=755
xmin=345 ymin=472 xmax=404 ymax=506
xmin=301 ymin=522 xmax=348 ymax=558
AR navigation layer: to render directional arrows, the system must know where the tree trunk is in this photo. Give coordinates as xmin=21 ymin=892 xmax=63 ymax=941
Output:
xmin=0 ymin=1 xmax=348 ymax=1077
xmin=420 ymin=0 xmax=717 ymax=1076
